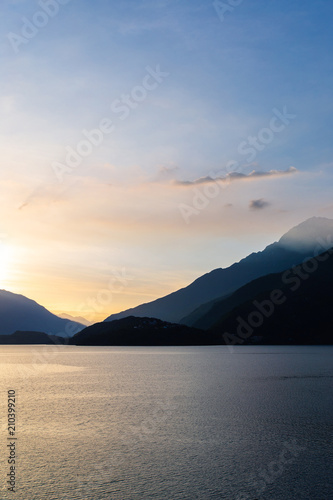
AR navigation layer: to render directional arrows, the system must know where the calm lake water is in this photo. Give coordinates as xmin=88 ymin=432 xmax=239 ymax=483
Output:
xmin=0 ymin=345 xmax=332 ymax=500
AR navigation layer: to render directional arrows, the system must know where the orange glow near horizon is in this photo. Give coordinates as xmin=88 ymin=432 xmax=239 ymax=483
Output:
xmin=2 ymin=171 xmax=331 ymax=324
xmin=0 ymin=240 xmax=14 ymax=289
xmin=4 ymin=259 xmax=193 ymax=324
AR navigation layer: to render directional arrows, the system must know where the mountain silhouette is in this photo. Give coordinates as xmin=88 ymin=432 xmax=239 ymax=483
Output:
xmin=104 ymin=217 xmax=333 ymax=324
xmin=71 ymin=247 xmax=333 ymax=346
xmin=208 ymin=246 xmax=333 ymax=345
xmin=69 ymin=316 xmax=212 ymax=346
xmin=0 ymin=290 xmax=84 ymax=336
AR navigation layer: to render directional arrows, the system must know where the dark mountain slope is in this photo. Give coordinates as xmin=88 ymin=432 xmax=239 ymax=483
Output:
xmin=0 ymin=290 xmax=84 ymax=336
xmin=189 ymin=273 xmax=287 ymax=330
xmin=71 ymin=248 xmax=333 ymax=346
xmin=70 ymin=316 xmax=215 ymax=346
xmin=105 ymin=217 xmax=333 ymax=324
xmin=209 ymin=247 xmax=333 ymax=345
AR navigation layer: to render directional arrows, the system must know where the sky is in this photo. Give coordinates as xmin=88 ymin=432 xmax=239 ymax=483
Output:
xmin=1 ymin=0 xmax=333 ymax=322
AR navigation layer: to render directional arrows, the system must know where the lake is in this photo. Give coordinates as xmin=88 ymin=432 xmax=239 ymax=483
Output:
xmin=0 ymin=345 xmax=332 ymax=499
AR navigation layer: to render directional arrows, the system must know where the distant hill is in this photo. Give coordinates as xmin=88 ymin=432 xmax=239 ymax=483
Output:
xmin=105 ymin=217 xmax=333 ymax=324
xmin=0 ymin=331 xmax=66 ymax=344
xmin=75 ymin=247 xmax=333 ymax=346
xmin=69 ymin=316 xmax=215 ymax=346
xmin=208 ymin=247 xmax=333 ymax=345
xmin=58 ymin=313 xmax=92 ymax=327
xmin=0 ymin=290 xmax=84 ymax=336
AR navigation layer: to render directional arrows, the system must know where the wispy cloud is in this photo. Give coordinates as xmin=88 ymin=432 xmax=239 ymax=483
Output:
xmin=158 ymin=164 xmax=180 ymax=175
xmin=18 ymin=182 xmax=75 ymax=211
xmin=174 ymin=166 xmax=298 ymax=186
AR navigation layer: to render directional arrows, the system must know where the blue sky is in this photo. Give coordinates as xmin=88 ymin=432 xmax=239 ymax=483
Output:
xmin=1 ymin=0 xmax=333 ymax=320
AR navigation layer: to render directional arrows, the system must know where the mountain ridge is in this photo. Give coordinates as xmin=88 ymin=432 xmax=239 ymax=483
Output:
xmin=71 ymin=246 xmax=333 ymax=346
xmin=0 ymin=290 xmax=85 ymax=336
xmin=104 ymin=217 xmax=333 ymax=324
xmin=209 ymin=245 xmax=333 ymax=345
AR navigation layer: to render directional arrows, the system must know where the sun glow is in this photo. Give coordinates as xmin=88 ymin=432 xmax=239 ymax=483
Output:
xmin=0 ymin=237 xmax=12 ymax=286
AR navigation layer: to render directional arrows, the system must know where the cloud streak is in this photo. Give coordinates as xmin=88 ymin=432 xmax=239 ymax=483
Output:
xmin=174 ymin=166 xmax=298 ymax=186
